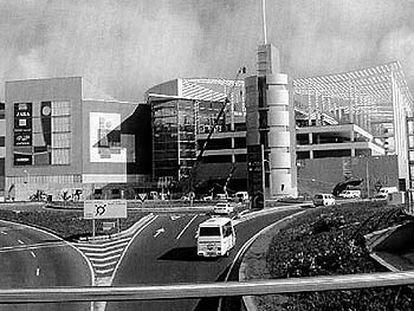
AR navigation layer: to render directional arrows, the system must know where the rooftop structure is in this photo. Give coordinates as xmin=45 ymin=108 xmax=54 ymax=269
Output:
xmin=292 ymin=61 xmax=414 ymax=189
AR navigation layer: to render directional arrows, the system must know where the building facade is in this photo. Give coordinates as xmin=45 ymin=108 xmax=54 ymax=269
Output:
xmin=147 ymin=78 xmax=246 ymax=193
xmin=5 ymin=77 xmax=151 ymax=201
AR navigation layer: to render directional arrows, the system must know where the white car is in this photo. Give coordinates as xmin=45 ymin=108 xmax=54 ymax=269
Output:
xmin=213 ymin=202 xmax=234 ymax=215
xmin=234 ymin=191 xmax=249 ymax=202
xmin=312 ymin=193 xmax=336 ymax=207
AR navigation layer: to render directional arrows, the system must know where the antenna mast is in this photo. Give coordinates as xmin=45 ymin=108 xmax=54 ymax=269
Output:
xmin=262 ymin=0 xmax=267 ymax=44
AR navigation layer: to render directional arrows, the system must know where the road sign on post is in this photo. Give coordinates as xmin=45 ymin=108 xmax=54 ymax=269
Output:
xmin=188 ymin=191 xmax=195 ymax=206
xmin=137 ymin=193 xmax=147 ymax=203
xmin=84 ymin=200 xmax=127 ymax=219
xmin=84 ymin=200 xmax=127 ymax=237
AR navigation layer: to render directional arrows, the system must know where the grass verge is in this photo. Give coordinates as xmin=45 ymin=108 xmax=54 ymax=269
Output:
xmin=244 ymin=201 xmax=414 ymax=310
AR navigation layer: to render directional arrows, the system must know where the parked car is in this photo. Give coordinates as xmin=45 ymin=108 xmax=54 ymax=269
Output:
xmin=234 ymin=191 xmax=249 ymax=203
xmin=213 ymin=202 xmax=234 ymax=215
xmin=313 ymin=193 xmax=336 ymax=207
xmin=338 ymin=190 xmax=361 ymax=199
xmin=374 ymin=187 xmax=399 ymax=199
xmin=202 ymin=194 xmax=213 ymax=201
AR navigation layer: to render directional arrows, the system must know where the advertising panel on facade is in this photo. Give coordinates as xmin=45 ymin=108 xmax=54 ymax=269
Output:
xmin=84 ymin=200 xmax=127 ymax=219
xmin=14 ymin=132 xmax=32 ymax=146
xmin=14 ymin=103 xmax=32 ymax=130
xmin=14 ymin=103 xmax=33 ymax=148
xmin=13 ymin=153 xmax=33 ymax=166
xmin=90 ymin=112 xmax=126 ymax=163
xmin=14 ymin=103 xmax=33 ymax=165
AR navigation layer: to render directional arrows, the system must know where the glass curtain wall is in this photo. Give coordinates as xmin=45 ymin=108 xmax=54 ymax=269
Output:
xmin=152 ymin=101 xmax=179 ymax=178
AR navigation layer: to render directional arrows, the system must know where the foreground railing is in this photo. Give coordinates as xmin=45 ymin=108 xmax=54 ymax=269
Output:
xmin=2 ymin=271 xmax=414 ymax=303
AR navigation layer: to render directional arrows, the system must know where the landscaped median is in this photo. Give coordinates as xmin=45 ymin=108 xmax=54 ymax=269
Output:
xmin=240 ymin=201 xmax=414 ymax=311
xmin=0 ymin=207 xmax=149 ymax=241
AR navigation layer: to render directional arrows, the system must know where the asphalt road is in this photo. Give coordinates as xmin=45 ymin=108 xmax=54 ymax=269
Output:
xmin=107 ymin=208 xmax=299 ymax=311
xmin=0 ymin=220 xmax=92 ymax=311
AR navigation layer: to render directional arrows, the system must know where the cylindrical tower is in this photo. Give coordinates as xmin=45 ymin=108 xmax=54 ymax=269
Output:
xmin=267 ymin=73 xmax=296 ymax=198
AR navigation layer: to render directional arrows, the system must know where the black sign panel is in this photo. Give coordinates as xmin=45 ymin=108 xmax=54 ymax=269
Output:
xmin=14 ymin=103 xmax=32 ymax=130
xmin=14 ymin=103 xmax=33 ymax=151
xmin=13 ymin=153 xmax=32 ymax=166
xmin=14 ymin=132 xmax=32 ymax=146
xmin=247 ymin=144 xmax=265 ymax=209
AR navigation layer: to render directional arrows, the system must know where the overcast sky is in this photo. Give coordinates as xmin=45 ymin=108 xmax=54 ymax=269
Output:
xmin=0 ymin=0 xmax=413 ymax=101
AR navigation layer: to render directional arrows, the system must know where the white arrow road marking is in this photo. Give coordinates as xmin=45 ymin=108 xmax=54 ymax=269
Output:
xmin=170 ymin=215 xmax=181 ymax=221
xmin=153 ymin=228 xmax=165 ymax=238
xmin=30 ymin=251 xmax=36 ymax=258
xmin=36 ymin=268 xmax=40 ymax=276
xmin=17 ymin=239 xmax=25 ymax=245
xmin=176 ymin=215 xmax=198 ymax=240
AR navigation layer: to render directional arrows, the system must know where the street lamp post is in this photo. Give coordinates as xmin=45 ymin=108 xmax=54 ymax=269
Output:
xmin=23 ymin=170 xmax=30 ymax=202
xmin=366 ymin=159 xmax=370 ymax=198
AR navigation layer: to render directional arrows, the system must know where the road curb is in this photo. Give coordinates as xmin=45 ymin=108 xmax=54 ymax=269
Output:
xmin=238 ymin=210 xmax=307 ymax=311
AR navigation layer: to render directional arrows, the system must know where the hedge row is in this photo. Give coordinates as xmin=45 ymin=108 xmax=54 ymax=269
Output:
xmin=257 ymin=203 xmax=414 ymax=310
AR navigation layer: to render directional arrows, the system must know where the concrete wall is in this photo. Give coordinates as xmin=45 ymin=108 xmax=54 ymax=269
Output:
xmin=81 ymin=101 xmax=152 ymax=199
xmin=297 ymin=155 xmax=399 ymax=198
xmin=375 ymin=222 xmax=414 ymax=252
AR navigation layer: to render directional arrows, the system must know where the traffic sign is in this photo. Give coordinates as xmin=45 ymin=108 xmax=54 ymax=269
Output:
xmin=137 ymin=193 xmax=147 ymax=203
xmin=84 ymin=200 xmax=127 ymax=219
xmin=188 ymin=191 xmax=195 ymax=200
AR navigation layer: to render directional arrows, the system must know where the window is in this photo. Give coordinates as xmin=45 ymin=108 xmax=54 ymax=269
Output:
xmin=223 ymin=223 xmax=233 ymax=237
xmin=0 ymin=137 xmax=4 ymax=147
xmin=199 ymin=227 xmax=221 ymax=236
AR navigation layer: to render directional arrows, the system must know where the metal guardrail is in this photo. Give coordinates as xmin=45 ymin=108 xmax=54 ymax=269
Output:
xmin=2 ymin=271 xmax=414 ymax=303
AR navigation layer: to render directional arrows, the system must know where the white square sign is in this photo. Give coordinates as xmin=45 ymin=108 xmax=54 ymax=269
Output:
xmin=84 ymin=200 xmax=127 ymax=219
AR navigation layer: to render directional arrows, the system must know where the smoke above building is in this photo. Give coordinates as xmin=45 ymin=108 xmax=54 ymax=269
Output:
xmin=0 ymin=0 xmax=412 ymax=101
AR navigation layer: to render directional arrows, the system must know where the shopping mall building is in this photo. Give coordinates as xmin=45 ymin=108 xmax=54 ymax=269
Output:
xmin=2 ymin=58 xmax=413 ymax=201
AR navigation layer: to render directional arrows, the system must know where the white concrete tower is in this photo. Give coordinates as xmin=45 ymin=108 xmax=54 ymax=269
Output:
xmin=258 ymin=0 xmax=297 ymax=198
xmin=267 ymin=72 xmax=297 ymax=197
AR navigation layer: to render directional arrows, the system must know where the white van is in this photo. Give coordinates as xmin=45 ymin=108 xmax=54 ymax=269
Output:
xmin=214 ymin=202 xmax=234 ymax=215
xmin=197 ymin=217 xmax=236 ymax=257
xmin=374 ymin=187 xmax=399 ymax=199
xmin=234 ymin=191 xmax=249 ymax=203
xmin=338 ymin=190 xmax=361 ymax=199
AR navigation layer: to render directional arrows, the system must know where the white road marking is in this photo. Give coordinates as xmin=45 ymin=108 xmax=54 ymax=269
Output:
xmin=176 ymin=215 xmax=198 ymax=240
xmin=36 ymin=267 xmax=40 ymax=276
xmin=0 ymin=241 xmax=66 ymax=254
xmin=170 ymin=215 xmax=181 ymax=221
xmin=0 ymin=231 xmax=7 ymax=235
xmin=153 ymin=227 xmax=165 ymax=238
xmin=17 ymin=239 xmax=25 ymax=245
xmin=30 ymin=251 xmax=36 ymax=258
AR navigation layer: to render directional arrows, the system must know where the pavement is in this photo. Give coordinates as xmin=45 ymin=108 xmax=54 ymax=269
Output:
xmin=0 ymin=219 xmax=92 ymax=311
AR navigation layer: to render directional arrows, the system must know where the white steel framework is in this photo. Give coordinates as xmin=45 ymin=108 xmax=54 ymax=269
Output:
xmin=292 ymin=61 xmax=414 ymax=186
